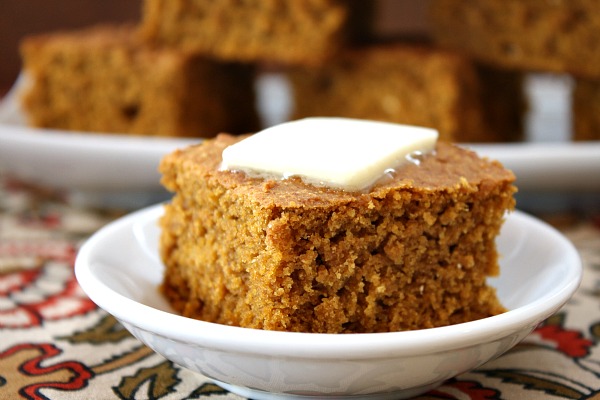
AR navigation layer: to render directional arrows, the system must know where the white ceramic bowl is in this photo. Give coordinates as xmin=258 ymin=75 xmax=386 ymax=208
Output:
xmin=75 ymin=205 xmax=581 ymax=399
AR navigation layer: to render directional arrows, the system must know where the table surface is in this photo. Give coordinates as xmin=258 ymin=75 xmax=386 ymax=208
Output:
xmin=1 ymin=171 xmax=600 ymax=400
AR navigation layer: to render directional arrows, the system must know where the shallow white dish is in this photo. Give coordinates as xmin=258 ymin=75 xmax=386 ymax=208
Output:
xmin=0 ymin=123 xmax=197 ymax=190
xmin=0 ymin=123 xmax=197 ymax=208
xmin=0 ymin=76 xmax=198 ymax=207
xmin=2 ymin=119 xmax=598 ymax=193
xmin=75 ymin=204 xmax=581 ymax=399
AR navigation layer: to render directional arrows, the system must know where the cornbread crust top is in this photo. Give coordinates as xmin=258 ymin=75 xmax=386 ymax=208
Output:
xmin=159 ymin=134 xmax=516 ymax=333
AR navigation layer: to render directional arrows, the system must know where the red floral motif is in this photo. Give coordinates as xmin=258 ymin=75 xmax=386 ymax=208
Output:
xmin=0 ymin=240 xmax=77 ymax=265
xmin=19 ymin=211 xmax=62 ymax=230
xmin=0 ymin=269 xmax=40 ymax=296
xmin=0 ymin=343 xmax=93 ymax=400
xmin=0 ymin=212 xmax=96 ymax=329
xmin=428 ymin=379 xmax=501 ymax=399
xmin=0 ymin=266 xmax=96 ymax=329
xmin=529 ymin=324 xmax=593 ymax=358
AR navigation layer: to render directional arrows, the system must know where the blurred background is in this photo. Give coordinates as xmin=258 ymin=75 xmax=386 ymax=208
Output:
xmin=0 ymin=0 xmax=143 ymax=95
xmin=0 ymin=0 xmax=431 ymax=95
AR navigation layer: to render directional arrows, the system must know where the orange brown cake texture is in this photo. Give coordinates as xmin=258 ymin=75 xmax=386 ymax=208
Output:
xmin=139 ymin=0 xmax=373 ymax=66
xmin=429 ymin=0 xmax=600 ymax=141
xmin=289 ymin=43 xmax=524 ymax=143
xmin=17 ymin=0 xmax=529 ymax=143
xmin=19 ymin=24 xmax=259 ymax=137
xmin=158 ymin=119 xmax=516 ymax=334
xmin=429 ymin=0 xmax=600 ymax=78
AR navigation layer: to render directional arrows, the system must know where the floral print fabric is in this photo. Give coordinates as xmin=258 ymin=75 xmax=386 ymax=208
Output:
xmin=1 ymin=173 xmax=600 ymax=400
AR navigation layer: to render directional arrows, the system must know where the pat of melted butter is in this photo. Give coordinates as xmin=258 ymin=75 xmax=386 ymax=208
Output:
xmin=221 ymin=117 xmax=438 ymax=191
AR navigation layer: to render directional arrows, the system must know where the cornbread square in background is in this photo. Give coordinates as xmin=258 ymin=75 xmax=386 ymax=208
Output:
xmin=573 ymin=78 xmax=600 ymax=141
xmin=19 ymin=24 xmax=259 ymax=137
xmin=159 ymin=134 xmax=516 ymax=333
xmin=289 ymin=43 xmax=524 ymax=143
xmin=429 ymin=0 xmax=600 ymax=79
xmin=139 ymin=0 xmax=373 ymax=66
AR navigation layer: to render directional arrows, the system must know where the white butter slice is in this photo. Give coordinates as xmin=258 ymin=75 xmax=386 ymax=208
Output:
xmin=221 ymin=117 xmax=438 ymax=191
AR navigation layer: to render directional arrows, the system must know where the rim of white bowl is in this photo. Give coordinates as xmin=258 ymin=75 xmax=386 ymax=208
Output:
xmin=75 ymin=205 xmax=582 ymax=360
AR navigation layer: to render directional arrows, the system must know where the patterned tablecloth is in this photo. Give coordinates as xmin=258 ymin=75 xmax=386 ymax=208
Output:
xmin=1 ymin=171 xmax=600 ymax=400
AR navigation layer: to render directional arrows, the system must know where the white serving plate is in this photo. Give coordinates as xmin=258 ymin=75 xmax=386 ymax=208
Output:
xmin=0 ymin=75 xmax=199 ymax=207
xmin=2 ymin=73 xmax=600 ymax=198
xmin=0 ymin=77 xmax=194 ymax=180
xmin=75 ymin=205 xmax=581 ymax=399
xmin=0 ymin=122 xmax=197 ymax=191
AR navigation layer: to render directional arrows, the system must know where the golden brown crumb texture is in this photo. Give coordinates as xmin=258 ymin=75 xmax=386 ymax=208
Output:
xmin=139 ymin=0 xmax=372 ymax=66
xmin=19 ymin=25 xmax=259 ymax=137
xmin=430 ymin=0 xmax=600 ymax=78
xmin=289 ymin=44 xmax=524 ymax=143
xmin=159 ymin=135 xmax=516 ymax=333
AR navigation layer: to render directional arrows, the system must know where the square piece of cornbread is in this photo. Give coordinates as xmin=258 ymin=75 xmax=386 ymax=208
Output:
xmin=159 ymin=134 xmax=516 ymax=333
xmin=139 ymin=0 xmax=372 ymax=66
xmin=430 ymin=0 xmax=600 ymax=78
xmin=289 ymin=43 xmax=524 ymax=143
xmin=20 ymin=24 xmax=259 ymax=137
